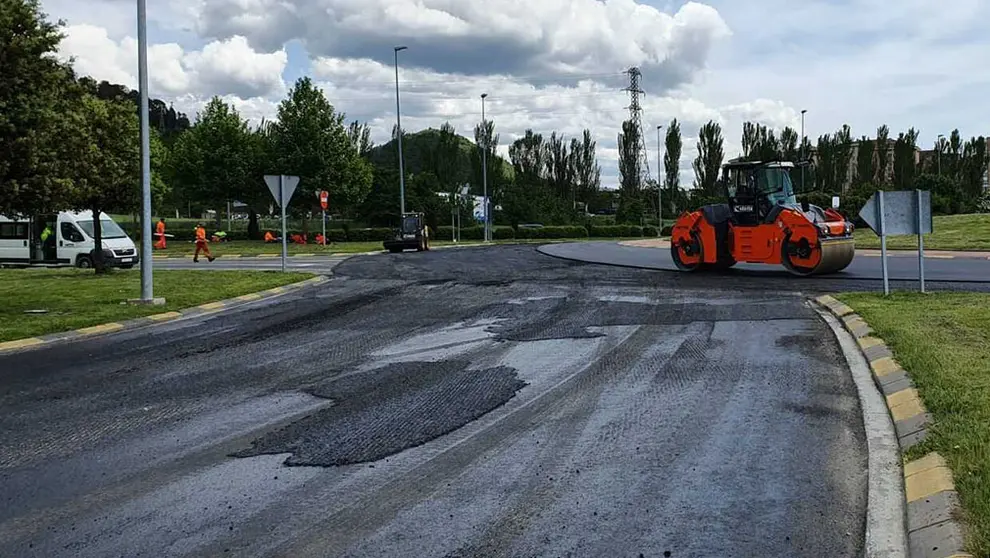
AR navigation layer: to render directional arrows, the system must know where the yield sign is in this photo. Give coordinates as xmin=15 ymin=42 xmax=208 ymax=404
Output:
xmin=264 ymin=175 xmax=300 ymax=208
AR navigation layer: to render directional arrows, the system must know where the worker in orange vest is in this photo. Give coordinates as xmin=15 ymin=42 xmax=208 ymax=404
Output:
xmin=155 ymin=218 xmax=167 ymax=249
xmin=193 ymin=223 xmax=215 ymax=263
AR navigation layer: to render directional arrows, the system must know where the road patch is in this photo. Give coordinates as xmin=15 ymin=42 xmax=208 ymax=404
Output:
xmin=816 ymin=295 xmax=972 ymax=558
xmin=230 ymin=360 xmax=527 ymax=467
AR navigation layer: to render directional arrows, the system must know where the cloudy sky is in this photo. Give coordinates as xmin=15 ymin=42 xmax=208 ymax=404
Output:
xmin=46 ymin=0 xmax=990 ymax=188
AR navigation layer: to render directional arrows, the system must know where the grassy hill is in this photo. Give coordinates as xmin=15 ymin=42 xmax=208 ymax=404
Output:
xmin=367 ymin=128 xmax=514 ymax=188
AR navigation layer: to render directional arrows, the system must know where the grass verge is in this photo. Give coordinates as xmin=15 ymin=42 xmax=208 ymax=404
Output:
xmin=0 ymin=268 xmax=313 ymax=343
xmin=853 ymin=213 xmax=990 ymax=251
xmin=836 ymin=292 xmax=990 ymax=555
xmin=148 ymin=237 xmax=651 ymax=257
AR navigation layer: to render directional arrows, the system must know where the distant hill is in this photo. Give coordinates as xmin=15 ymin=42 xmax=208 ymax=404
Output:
xmin=367 ymin=128 xmax=513 ymax=190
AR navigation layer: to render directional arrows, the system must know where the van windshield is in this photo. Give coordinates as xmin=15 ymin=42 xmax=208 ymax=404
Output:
xmin=77 ymin=219 xmax=129 ymax=239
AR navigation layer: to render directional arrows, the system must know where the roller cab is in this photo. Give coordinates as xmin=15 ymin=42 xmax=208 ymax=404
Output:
xmin=671 ymin=161 xmax=855 ymax=276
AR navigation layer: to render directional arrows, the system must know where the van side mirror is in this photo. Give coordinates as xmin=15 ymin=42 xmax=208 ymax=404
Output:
xmin=801 ymin=200 xmax=810 ymax=212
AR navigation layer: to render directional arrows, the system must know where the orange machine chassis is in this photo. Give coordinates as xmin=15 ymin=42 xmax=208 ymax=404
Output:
xmin=670 ymin=205 xmax=854 ymax=276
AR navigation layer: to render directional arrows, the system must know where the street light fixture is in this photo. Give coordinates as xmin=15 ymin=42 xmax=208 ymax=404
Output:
xmin=481 ymin=93 xmax=489 ymax=242
xmin=656 ymin=125 xmax=663 ymax=234
xmin=394 ymin=46 xmax=408 ymax=216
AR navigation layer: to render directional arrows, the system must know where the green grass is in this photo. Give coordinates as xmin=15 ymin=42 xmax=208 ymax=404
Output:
xmin=148 ymin=237 xmax=654 ymax=257
xmin=149 ymin=240 xmax=386 ymax=256
xmin=0 ymin=268 xmax=313 ymax=343
xmin=836 ymin=292 xmax=990 ymax=556
xmin=854 ymin=213 xmax=990 ymax=251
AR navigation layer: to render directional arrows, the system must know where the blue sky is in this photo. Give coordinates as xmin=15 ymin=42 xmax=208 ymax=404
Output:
xmin=45 ymin=0 xmax=990 ymax=188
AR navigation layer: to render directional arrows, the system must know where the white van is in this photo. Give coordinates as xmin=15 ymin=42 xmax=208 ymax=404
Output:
xmin=0 ymin=211 xmax=139 ymax=269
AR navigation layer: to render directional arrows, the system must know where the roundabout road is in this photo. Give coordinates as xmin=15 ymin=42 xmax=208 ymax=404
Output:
xmin=538 ymin=241 xmax=990 ymax=285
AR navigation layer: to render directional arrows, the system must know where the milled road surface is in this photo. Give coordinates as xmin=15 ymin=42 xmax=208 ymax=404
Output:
xmin=1 ymin=245 xmax=868 ymax=557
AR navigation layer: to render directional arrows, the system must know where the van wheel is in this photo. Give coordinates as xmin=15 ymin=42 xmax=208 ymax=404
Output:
xmin=76 ymin=255 xmax=93 ymax=268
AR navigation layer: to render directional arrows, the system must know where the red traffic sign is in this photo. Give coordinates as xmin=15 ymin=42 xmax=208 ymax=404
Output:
xmin=319 ymin=190 xmax=329 ymax=210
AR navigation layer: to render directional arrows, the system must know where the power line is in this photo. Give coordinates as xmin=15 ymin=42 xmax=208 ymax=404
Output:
xmin=332 ymin=70 xmax=626 ymax=88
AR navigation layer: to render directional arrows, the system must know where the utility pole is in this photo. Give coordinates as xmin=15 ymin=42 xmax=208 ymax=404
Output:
xmin=394 ymin=46 xmax=408 ymax=216
xmin=800 ymin=109 xmax=807 ymax=191
xmin=481 ymin=93 xmax=489 ymax=242
xmin=137 ymin=0 xmax=154 ymax=302
xmin=657 ymin=125 xmax=663 ymax=233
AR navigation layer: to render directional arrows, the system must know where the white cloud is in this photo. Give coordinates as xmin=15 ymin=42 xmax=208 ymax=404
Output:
xmin=192 ymin=0 xmax=730 ymax=92
xmin=57 ymin=25 xmax=287 ymax=100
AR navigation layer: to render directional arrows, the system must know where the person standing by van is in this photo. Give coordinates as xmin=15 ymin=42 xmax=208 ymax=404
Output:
xmin=193 ymin=223 xmax=215 ymax=263
xmin=155 ymin=218 xmax=167 ymax=249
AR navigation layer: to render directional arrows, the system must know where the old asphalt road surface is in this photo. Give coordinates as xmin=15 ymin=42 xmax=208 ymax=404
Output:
xmin=1 ymin=245 xmax=869 ymax=557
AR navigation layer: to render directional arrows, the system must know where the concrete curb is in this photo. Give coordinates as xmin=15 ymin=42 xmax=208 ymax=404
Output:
xmin=0 ymin=275 xmax=329 ymax=356
xmin=815 ymin=294 xmax=973 ymax=558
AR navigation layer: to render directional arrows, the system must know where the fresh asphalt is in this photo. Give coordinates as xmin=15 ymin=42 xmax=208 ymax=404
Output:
xmin=540 ymin=241 xmax=990 ymax=285
xmin=2 ymin=245 xmax=880 ymax=557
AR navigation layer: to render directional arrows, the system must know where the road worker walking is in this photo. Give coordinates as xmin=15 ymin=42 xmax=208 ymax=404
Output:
xmin=193 ymin=223 xmax=215 ymax=263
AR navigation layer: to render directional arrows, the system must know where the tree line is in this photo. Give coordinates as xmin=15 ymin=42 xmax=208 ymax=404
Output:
xmin=619 ymin=117 xmax=990 ymax=222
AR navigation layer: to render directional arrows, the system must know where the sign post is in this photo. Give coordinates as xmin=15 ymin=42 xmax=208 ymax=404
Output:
xmin=318 ymin=190 xmax=329 ymax=246
xmin=858 ymin=189 xmax=932 ymax=295
xmin=458 ymin=185 xmax=470 ymax=243
xmin=264 ymin=175 xmax=299 ymax=272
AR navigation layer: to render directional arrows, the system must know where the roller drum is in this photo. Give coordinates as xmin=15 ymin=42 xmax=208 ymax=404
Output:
xmin=812 ymin=238 xmax=855 ymax=275
xmin=782 ymin=237 xmax=855 ymax=276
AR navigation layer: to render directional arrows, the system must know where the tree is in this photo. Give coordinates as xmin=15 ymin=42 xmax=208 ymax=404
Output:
xmin=814 ymin=133 xmax=837 ymax=192
xmin=663 ymin=120 xmax=682 ymax=211
xmin=571 ymin=129 xmax=601 ymax=207
xmin=855 ymin=136 xmax=876 ymax=187
xmin=892 ymin=128 xmax=919 ymax=190
xmin=268 ymin=77 xmax=372 ymax=216
xmin=875 ymin=125 xmax=890 ymax=186
xmin=617 ymin=120 xmax=644 ymax=223
xmin=692 ymin=120 xmax=724 ymax=196
xmin=546 ymin=132 xmax=574 ymax=202
xmin=833 ymin=124 xmax=854 ymax=190
xmin=431 ymin=122 xmax=461 ymax=190
xmin=69 ymin=95 xmax=141 ymax=273
xmin=168 ymin=97 xmax=264 ymax=227
xmin=347 ymin=120 xmax=374 ymax=157
xmin=508 ymin=130 xmax=546 ymax=186
xmin=0 ymin=0 xmax=83 ymax=216
xmin=960 ymin=136 xmax=989 ymax=201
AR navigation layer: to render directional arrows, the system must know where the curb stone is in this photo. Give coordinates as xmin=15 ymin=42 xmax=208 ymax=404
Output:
xmin=815 ymin=294 xmax=973 ymax=558
xmin=0 ymin=275 xmax=328 ymax=356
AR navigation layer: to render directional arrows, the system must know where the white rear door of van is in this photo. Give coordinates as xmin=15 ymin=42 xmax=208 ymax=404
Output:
xmin=0 ymin=220 xmax=31 ymax=263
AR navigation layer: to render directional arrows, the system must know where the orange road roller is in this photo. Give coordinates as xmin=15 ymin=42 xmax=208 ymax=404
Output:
xmin=670 ymin=160 xmax=855 ymax=276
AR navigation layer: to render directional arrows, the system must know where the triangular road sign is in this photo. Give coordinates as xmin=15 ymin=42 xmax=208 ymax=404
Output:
xmin=858 ymin=192 xmax=878 ymax=232
xmin=264 ymin=175 xmax=300 ymax=207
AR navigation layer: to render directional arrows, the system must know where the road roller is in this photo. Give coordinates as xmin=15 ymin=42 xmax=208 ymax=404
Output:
xmin=670 ymin=160 xmax=855 ymax=276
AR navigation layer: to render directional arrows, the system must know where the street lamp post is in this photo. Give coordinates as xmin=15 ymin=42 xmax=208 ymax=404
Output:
xmin=137 ymin=0 xmax=153 ymax=301
xmin=481 ymin=93 xmax=489 ymax=242
xmin=394 ymin=46 xmax=408 ymax=216
xmin=656 ymin=125 xmax=663 ymax=234
xmin=800 ymin=109 xmax=807 ymax=192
